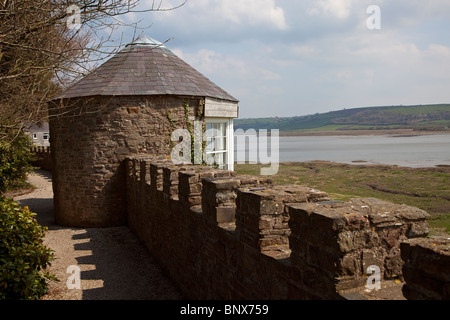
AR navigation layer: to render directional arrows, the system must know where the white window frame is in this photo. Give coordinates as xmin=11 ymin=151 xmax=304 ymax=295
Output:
xmin=205 ymin=118 xmax=234 ymax=171
xmin=43 ymin=132 xmax=50 ymax=140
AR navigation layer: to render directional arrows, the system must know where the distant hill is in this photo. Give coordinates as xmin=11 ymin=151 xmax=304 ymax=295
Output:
xmin=234 ymin=104 xmax=450 ymax=133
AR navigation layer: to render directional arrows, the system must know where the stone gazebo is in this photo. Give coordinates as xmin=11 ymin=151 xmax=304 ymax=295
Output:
xmin=49 ymin=36 xmax=239 ymax=227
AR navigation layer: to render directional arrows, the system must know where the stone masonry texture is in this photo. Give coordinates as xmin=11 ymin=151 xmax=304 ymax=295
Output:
xmin=125 ymin=157 xmax=433 ymax=300
xmin=288 ymin=199 xmax=430 ymax=295
xmin=48 ymin=95 xmax=203 ymax=227
xmin=401 ymin=237 xmax=450 ymax=300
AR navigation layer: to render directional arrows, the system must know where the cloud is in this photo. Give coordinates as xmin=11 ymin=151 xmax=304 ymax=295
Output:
xmin=291 ymin=45 xmax=321 ymax=56
xmin=170 ymin=46 xmax=284 ymax=117
xmin=173 ymin=48 xmax=281 ymax=81
xmin=308 ymin=0 xmax=354 ymax=19
xmin=143 ymin=0 xmax=288 ymax=45
xmin=130 ymin=0 xmax=450 ymax=117
xmin=214 ymin=0 xmax=288 ymax=30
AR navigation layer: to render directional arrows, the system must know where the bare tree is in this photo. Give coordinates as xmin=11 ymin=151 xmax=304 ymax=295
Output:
xmin=0 ymin=0 xmax=186 ymax=142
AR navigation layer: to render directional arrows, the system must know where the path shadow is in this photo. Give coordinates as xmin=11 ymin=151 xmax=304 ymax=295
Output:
xmin=33 ymin=169 xmax=52 ymax=183
xmin=15 ymin=170 xmax=56 ymax=228
xmin=16 ymin=197 xmax=55 ymax=228
xmin=72 ymin=227 xmax=183 ymax=300
xmin=16 ymin=169 xmax=182 ymax=300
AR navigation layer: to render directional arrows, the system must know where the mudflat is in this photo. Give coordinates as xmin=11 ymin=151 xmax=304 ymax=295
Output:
xmin=236 ymin=161 xmax=450 ymax=236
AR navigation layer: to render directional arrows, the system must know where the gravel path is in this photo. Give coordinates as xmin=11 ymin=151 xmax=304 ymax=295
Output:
xmin=14 ymin=170 xmax=182 ymax=300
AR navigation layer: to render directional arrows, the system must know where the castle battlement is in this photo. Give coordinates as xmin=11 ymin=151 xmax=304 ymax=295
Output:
xmin=125 ymin=156 xmax=433 ymax=299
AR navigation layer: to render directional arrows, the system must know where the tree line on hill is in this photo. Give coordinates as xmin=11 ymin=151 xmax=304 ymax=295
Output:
xmin=234 ymin=105 xmax=450 ymax=132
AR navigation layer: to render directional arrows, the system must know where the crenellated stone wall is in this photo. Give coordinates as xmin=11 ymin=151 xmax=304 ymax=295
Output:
xmin=125 ymin=156 xmax=432 ymax=300
xmin=235 ymin=185 xmax=329 ymax=252
xmin=30 ymin=146 xmax=52 ymax=172
xmin=288 ymin=198 xmax=430 ymax=295
xmin=401 ymin=237 xmax=450 ymax=300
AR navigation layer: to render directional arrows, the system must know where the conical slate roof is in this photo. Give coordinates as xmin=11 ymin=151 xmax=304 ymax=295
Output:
xmin=55 ymin=36 xmax=238 ymax=102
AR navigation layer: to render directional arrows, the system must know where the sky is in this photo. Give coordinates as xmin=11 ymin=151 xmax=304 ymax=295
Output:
xmin=115 ymin=0 xmax=450 ymax=119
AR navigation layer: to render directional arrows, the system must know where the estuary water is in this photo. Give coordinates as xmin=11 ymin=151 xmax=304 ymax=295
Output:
xmin=234 ymin=133 xmax=450 ymax=168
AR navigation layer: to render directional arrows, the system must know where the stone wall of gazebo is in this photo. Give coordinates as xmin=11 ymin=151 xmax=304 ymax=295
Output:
xmin=48 ymin=95 xmax=203 ymax=227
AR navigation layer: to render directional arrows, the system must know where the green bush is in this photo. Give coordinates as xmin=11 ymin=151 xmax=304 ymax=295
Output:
xmin=0 ymin=197 xmax=55 ymax=300
xmin=0 ymin=131 xmax=35 ymax=194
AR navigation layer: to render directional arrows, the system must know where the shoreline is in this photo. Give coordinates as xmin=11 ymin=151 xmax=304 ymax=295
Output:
xmin=278 ymin=129 xmax=450 ymax=137
xmin=276 ymin=160 xmax=450 ymax=170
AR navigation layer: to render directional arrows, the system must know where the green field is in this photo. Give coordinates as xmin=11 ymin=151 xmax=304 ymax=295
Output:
xmin=235 ymin=161 xmax=450 ymax=236
xmin=234 ymin=104 xmax=450 ymax=133
xmin=383 ymin=104 xmax=450 ymax=115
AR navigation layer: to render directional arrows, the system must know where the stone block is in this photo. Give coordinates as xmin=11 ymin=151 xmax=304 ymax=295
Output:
xmin=236 ymin=185 xmax=328 ymax=252
xmin=401 ymin=238 xmax=450 ymax=281
xmin=201 ymin=177 xmax=240 ymax=224
xmin=150 ymin=160 xmax=172 ymax=191
xmin=202 ymin=177 xmax=241 ymax=191
xmin=178 ymin=167 xmax=218 ymax=208
xmin=237 ymin=175 xmax=273 ymax=187
xmin=348 ymin=198 xmax=430 ymax=227
xmin=215 ymin=206 xmax=236 ymax=224
xmin=408 ymin=221 xmax=429 ymax=238
xmin=289 ymin=198 xmax=431 ymax=287
xmin=289 ymin=203 xmax=348 ymax=244
xmin=337 ymin=229 xmax=379 ymax=253
xmin=361 ymin=249 xmax=383 ymax=276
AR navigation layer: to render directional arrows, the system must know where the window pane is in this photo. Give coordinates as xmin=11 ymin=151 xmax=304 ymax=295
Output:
xmin=205 ymin=120 xmax=229 ymax=170
xmin=206 ymin=137 xmax=213 ymax=152
xmin=206 ymin=151 xmax=226 ymax=169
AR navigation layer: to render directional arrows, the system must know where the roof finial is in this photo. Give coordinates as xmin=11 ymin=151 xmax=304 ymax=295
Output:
xmin=127 ymin=35 xmax=165 ymax=48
